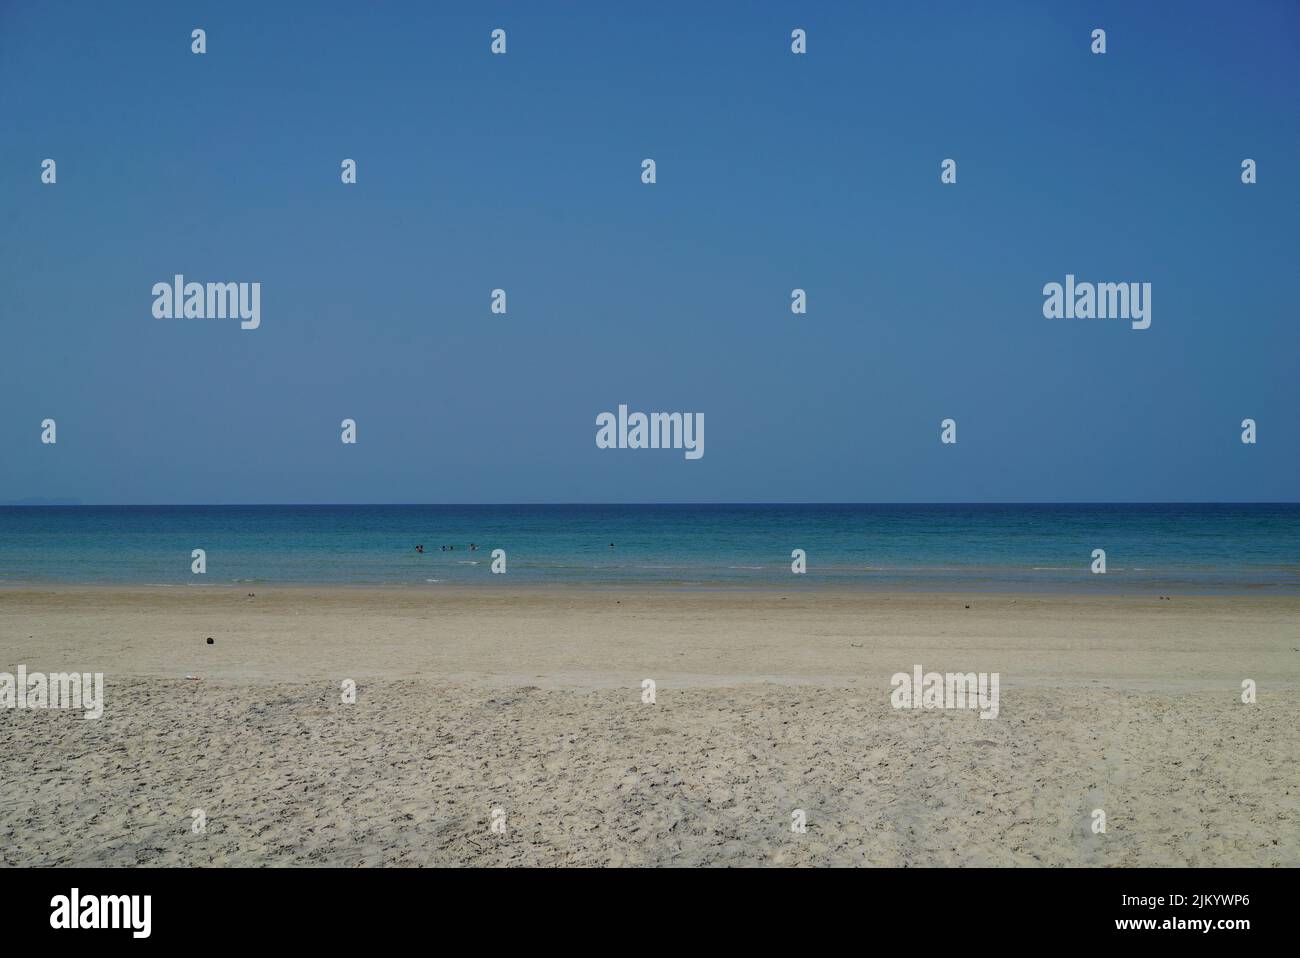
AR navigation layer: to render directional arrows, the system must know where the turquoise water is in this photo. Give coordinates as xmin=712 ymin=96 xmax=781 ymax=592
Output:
xmin=0 ymin=504 xmax=1297 ymax=593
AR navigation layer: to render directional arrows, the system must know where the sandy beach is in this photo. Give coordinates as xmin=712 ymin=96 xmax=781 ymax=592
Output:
xmin=1 ymin=586 xmax=1297 ymax=866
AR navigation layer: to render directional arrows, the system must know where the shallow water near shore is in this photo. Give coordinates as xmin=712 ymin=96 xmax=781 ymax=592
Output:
xmin=2 ymin=503 xmax=1297 ymax=594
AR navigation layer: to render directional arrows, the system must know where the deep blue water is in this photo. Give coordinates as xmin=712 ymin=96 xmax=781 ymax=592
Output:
xmin=0 ymin=504 xmax=1297 ymax=593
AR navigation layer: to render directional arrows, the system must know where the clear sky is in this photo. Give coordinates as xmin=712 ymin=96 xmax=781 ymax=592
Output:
xmin=2 ymin=1 xmax=1297 ymax=504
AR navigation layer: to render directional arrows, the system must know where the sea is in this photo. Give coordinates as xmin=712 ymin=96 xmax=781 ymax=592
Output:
xmin=1 ymin=504 xmax=1297 ymax=594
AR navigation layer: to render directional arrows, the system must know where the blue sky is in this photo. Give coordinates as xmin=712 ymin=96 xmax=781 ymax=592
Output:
xmin=2 ymin=0 xmax=1297 ymax=503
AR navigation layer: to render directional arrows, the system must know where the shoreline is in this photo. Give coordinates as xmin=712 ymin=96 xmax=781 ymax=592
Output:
xmin=2 ymin=578 xmax=1297 ymax=596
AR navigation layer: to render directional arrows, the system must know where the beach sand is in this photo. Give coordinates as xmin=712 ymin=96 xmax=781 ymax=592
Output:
xmin=1 ymin=586 xmax=1297 ymax=866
